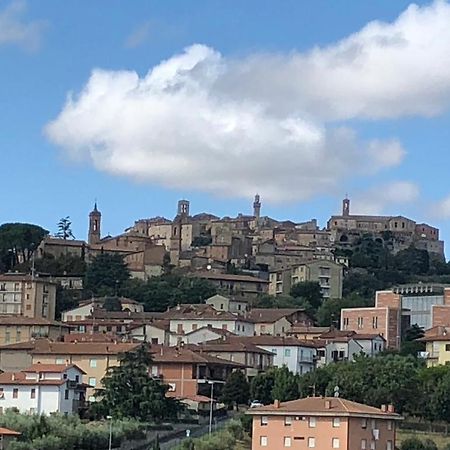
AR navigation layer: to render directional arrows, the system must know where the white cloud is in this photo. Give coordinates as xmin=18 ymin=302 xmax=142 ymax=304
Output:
xmin=432 ymin=195 xmax=450 ymax=219
xmin=351 ymin=181 xmax=420 ymax=215
xmin=47 ymin=1 xmax=450 ymax=202
xmin=125 ymin=21 xmax=151 ymax=49
xmin=0 ymin=0 xmax=45 ymax=50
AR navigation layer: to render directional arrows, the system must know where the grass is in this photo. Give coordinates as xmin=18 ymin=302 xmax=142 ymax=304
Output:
xmin=398 ymin=429 xmax=450 ymax=449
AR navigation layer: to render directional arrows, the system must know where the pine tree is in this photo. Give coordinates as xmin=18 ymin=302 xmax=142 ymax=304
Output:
xmin=221 ymin=371 xmax=250 ymax=410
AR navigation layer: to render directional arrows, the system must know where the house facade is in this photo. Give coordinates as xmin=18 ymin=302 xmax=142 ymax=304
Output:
xmin=247 ymin=397 xmax=401 ymax=450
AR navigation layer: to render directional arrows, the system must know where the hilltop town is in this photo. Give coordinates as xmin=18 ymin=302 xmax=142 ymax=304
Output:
xmin=0 ymin=197 xmax=449 ymax=448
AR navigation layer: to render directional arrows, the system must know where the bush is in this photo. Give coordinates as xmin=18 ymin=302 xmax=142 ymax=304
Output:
xmin=401 ymin=437 xmax=437 ymax=450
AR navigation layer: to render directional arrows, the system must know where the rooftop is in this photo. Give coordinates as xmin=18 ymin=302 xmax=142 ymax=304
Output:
xmin=24 ymin=363 xmax=86 ymax=374
xmin=194 ymin=272 xmax=269 ymax=284
xmin=0 ymin=316 xmax=69 ymax=327
xmin=245 ymin=308 xmax=306 ymax=324
xmin=247 ymin=397 xmax=402 ymax=420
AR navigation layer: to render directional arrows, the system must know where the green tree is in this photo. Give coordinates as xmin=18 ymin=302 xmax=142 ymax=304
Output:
xmin=0 ymin=223 xmax=48 ymax=271
xmin=290 ymin=281 xmax=323 ymax=310
xmin=400 ymin=325 xmax=425 ymax=357
xmin=104 ymin=296 xmax=122 ymax=312
xmin=55 ymin=285 xmax=81 ymax=320
xmin=271 ymin=366 xmax=299 ymax=402
xmin=401 ymin=438 xmax=437 ymax=450
xmin=95 ymin=344 xmax=181 ymax=421
xmin=56 ymin=217 xmax=75 ymax=240
xmin=85 ymin=253 xmax=130 ymax=296
xmin=316 ymin=294 xmax=373 ymax=327
xmin=250 ymin=371 xmax=275 ymax=405
xmin=394 ymin=246 xmax=430 ymax=275
xmin=221 ymin=371 xmax=250 ymax=410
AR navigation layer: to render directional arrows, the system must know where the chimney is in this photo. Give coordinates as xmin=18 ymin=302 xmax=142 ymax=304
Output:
xmin=274 ymin=399 xmax=280 ymax=409
xmin=381 ymin=404 xmax=387 ymax=412
xmin=387 ymin=404 xmax=395 ymax=413
xmin=325 ymin=400 xmax=331 ymax=409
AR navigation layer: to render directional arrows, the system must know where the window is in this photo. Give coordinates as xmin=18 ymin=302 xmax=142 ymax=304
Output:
xmin=343 ymin=317 xmax=349 ymax=328
xmin=55 ymin=358 xmax=64 ymax=364
xmin=192 ymin=324 xmax=198 ymax=331
xmin=30 ymin=388 xmax=36 ymax=399
xmin=261 ymin=416 xmax=268 ymax=426
xmin=220 ymin=304 xmax=224 ymax=309
xmin=90 ymin=359 xmax=97 ymax=368
xmin=13 ymin=389 xmax=18 ymax=399
xmin=387 ymin=420 xmax=393 ymax=431
xmin=177 ymin=324 xmax=183 ymax=334
xmin=284 ymin=349 xmax=291 ymax=357
xmin=370 ymin=441 xmax=376 ymax=450
xmin=332 ymin=438 xmax=340 ymax=449
xmin=222 ymin=324 xmax=228 ymax=331
xmin=333 ymin=417 xmax=340 ymax=427
xmin=260 ymin=436 xmax=268 ymax=447
xmin=372 ymin=316 xmax=378 ymax=329
xmin=387 ymin=441 xmax=393 ymax=450
xmin=371 ymin=419 xmax=376 ymax=429
xmin=284 ymin=437 xmax=292 ymax=447
xmin=446 ymin=344 xmax=450 ymax=352
xmin=272 ymin=348 xmax=277 ymax=355
xmin=361 ymin=418 xmax=367 ymax=429
xmin=309 ymin=417 xmax=316 ymax=428
xmin=88 ymin=377 xmax=96 ymax=387
xmin=361 ymin=439 xmax=367 ymax=450
xmin=308 ymin=437 xmax=316 ymax=448
xmin=357 ymin=317 xmax=364 ymax=329
xmin=284 ymin=416 xmax=292 ymax=426
xmin=64 ymin=389 xmax=69 ymax=400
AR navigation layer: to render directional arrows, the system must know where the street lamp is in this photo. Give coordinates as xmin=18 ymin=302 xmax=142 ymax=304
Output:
xmin=198 ymin=380 xmax=225 ymax=435
xmin=106 ymin=415 xmax=112 ymax=450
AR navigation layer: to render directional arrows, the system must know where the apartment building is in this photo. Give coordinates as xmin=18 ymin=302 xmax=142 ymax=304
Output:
xmin=0 ymin=274 xmax=56 ymax=320
xmin=0 ymin=364 xmax=86 ymax=415
xmin=0 ymin=317 xmax=70 ymax=345
xmin=246 ymin=309 xmax=313 ymax=336
xmin=205 ymin=294 xmax=249 ymax=315
xmin=269 ymin=260 xmax=343 ymax=299
xmin=247 ymin=397 xmax=401 ymax=450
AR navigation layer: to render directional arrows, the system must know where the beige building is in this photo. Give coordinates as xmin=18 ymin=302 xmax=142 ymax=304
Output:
xmin=246 ymin=309 xmax=313 ymax=336
xmin=0 ymin=274 xmax=56 ymax=320
xmin=205 ymin=294 xmax=249 ymax=314
xmin=269 ymin=260 xmax=343 ymax=299
xmin=247 ymin=397 xmax=401 ymax=450
xmin=0 ymin=317 xmax=69 ymax=346
xmin=0 ymin=339 xmax=139 ymax=400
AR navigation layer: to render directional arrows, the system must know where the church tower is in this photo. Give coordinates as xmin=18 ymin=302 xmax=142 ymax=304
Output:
xmin=342 ymin=196 xmax=350 ymax=217
xmin=88 ymin=202 xmax=101 ymax=245
xmin=253 ymin=194 xmax=261 ymax=220
xmin=177 ymin=199 xmax=190 ymax=217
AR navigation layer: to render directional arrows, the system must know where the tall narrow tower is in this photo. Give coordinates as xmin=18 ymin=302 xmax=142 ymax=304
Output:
xmin=177 ymin=199 xmax=190 ymax=217
xmin=342 ymin=196 xmax=350 ymax=217
xmin=88 ymin=202 xmax=101 ymax=245
xmin=253 ymin=194 xmax=261 ymax=220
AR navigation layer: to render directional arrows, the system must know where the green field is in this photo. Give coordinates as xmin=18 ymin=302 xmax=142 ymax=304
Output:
xmin=398 ymin=430 xmax=450 ymax=449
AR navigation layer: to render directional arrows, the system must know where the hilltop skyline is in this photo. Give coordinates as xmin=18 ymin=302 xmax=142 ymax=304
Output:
xmin=1 ymin=0 xmax=450 ymax=249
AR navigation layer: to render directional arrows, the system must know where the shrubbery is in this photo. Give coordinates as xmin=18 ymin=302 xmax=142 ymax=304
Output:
xmin=0 ymin=410 xmax=146 ymax=450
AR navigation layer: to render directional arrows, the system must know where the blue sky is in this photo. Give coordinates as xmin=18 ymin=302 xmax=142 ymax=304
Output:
xmin=1 ymin=0 xmax=450 ymax=251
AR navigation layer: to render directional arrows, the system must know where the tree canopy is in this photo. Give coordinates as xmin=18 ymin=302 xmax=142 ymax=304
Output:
xmin=56 ymin=217 xmax=75 ymax=240
xmin=95 ymin=344 xmax=181 ymax=421
xmin=84 ymin=253 xmax=130 ymax=296
xmin=0 ymin=223 xmax=48 ymax=271
xmin=221 ymin=371 xmax=250 ymax=409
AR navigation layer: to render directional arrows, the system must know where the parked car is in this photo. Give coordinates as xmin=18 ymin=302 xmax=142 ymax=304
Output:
xmin=250 ymin=400 xmax=264 ymax=408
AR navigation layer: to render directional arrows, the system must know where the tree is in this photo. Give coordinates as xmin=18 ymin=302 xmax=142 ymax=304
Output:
xmin=55 ymin=285 xmax=80 ymax=320
xmin=394 ymin=246 xmax=430 ymax=275
xmin=0 ymin=223 xmax=48 ymax=271
xmin=221 ymin=371 xmax=250 ymax=410
xmin=290 ymin=281 xmax=323 ymax=310
xmin=85 ymin=253 xmax=130 ymax=296
xmin=271 ymin=366 xmax=299 ymax=402
xmin=250 ymin=371 xmax=275 ymax=405
xmin=400 ymin=325 xmax=425 ymax=357
xmin=56 ymin=217 xmax=75 ymax=240
xmin=401 ymin=438 xmax=437 ymax=450
xmin=95 ymin=344 xmax=181 ymax=421
xmin=104 ymin=296 xmax=122 ymax=312
xmin=317 ymin=294 xmax=373 ymax=327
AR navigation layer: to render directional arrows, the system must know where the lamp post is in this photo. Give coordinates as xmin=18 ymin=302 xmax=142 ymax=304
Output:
xmin=198 ymin=379 xmax=225 ymax=435
xmin=107 ymin=415 xmax=112 ymax=450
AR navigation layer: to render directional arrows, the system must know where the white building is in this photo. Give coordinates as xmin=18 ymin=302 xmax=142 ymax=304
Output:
xmin=205 ymin=294 xmax=249 ymax=315
xmin=0 ymin=364 xmax=86 ymax=415
xmin=162 ymin=304 xmax=255 ymax=337
xmin=172 ymin=326 xmax=236 ymax=346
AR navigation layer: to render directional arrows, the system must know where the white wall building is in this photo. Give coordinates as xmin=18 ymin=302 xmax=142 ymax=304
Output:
xmin=0 ymin=364 xmax=86 ymax=415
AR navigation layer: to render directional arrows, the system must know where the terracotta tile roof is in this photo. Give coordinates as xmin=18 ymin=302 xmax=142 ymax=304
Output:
xmin=194 ymin=272 xmax=269 ymax=283
xmin=318 ymin=330 xmax=355 ymax=339
xmin=162 ymin=304 xmax=241 ymax=321
xmin=184 ymin=326 xmax=236 ymax=337
xmin=353 ymin=333 xmax=386 ymax=341
xmin=192 ymin=342 xmax=274 ymax=355
xmin=180 ymin=394 xmax=214 ymax=403
xmin=0 ymin=316 xmax=69 ymax=327
xmin=246 ymin=308 xmax=306 ymax=323
xmin=0 ymin=427 xmax=21 ymax=436
xmin=0 ymin=372 xmax=67 ymax=386
xmin=287 ymin=326 xmax=330 ymax=335
xmin=215 ymin=335 xmax=317 ymax=348
xmin=152 ymin=346 xmax=246 ymax=367
xmin=420 ymin=326 xmax=450 ymax=342
xmin=24 ymin=363 xmax=86 ymax=374
xmin=0 ymin=273 xmax=56 ymax=283
xmin=63 ymin=333 xmax=119 ymax=343
xmin=91 ymin=310 xmax=163 ymax=320
xmin=247 ymin=397 xmax=402 ymax=419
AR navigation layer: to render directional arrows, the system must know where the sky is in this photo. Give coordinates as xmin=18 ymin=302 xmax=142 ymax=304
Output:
xmin=1 ymin=0 xmax=450 ymax=252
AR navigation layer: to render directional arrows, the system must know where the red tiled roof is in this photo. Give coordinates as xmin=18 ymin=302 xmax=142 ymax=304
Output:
xmin=194 ymin=272 xmax=269 ymax=283
xmin=246 ymin=308 xmax=306 ymax=324
xmin=161 ymin=304 xmax=241 ymax=321
xmin=213 ymin=335 xmax=317 ymax=348
xmin=0 ymin=372 xmax=66 ymax=386
xmin=247 ymin=397 xmax=402 ymax=420
xmin=0 ymin=427 xmax=21 ymax=436
xmin=24 ymin=363 xmax=86 ymax=374
xmin=0 ymin=316 xmax=69 ymax=327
